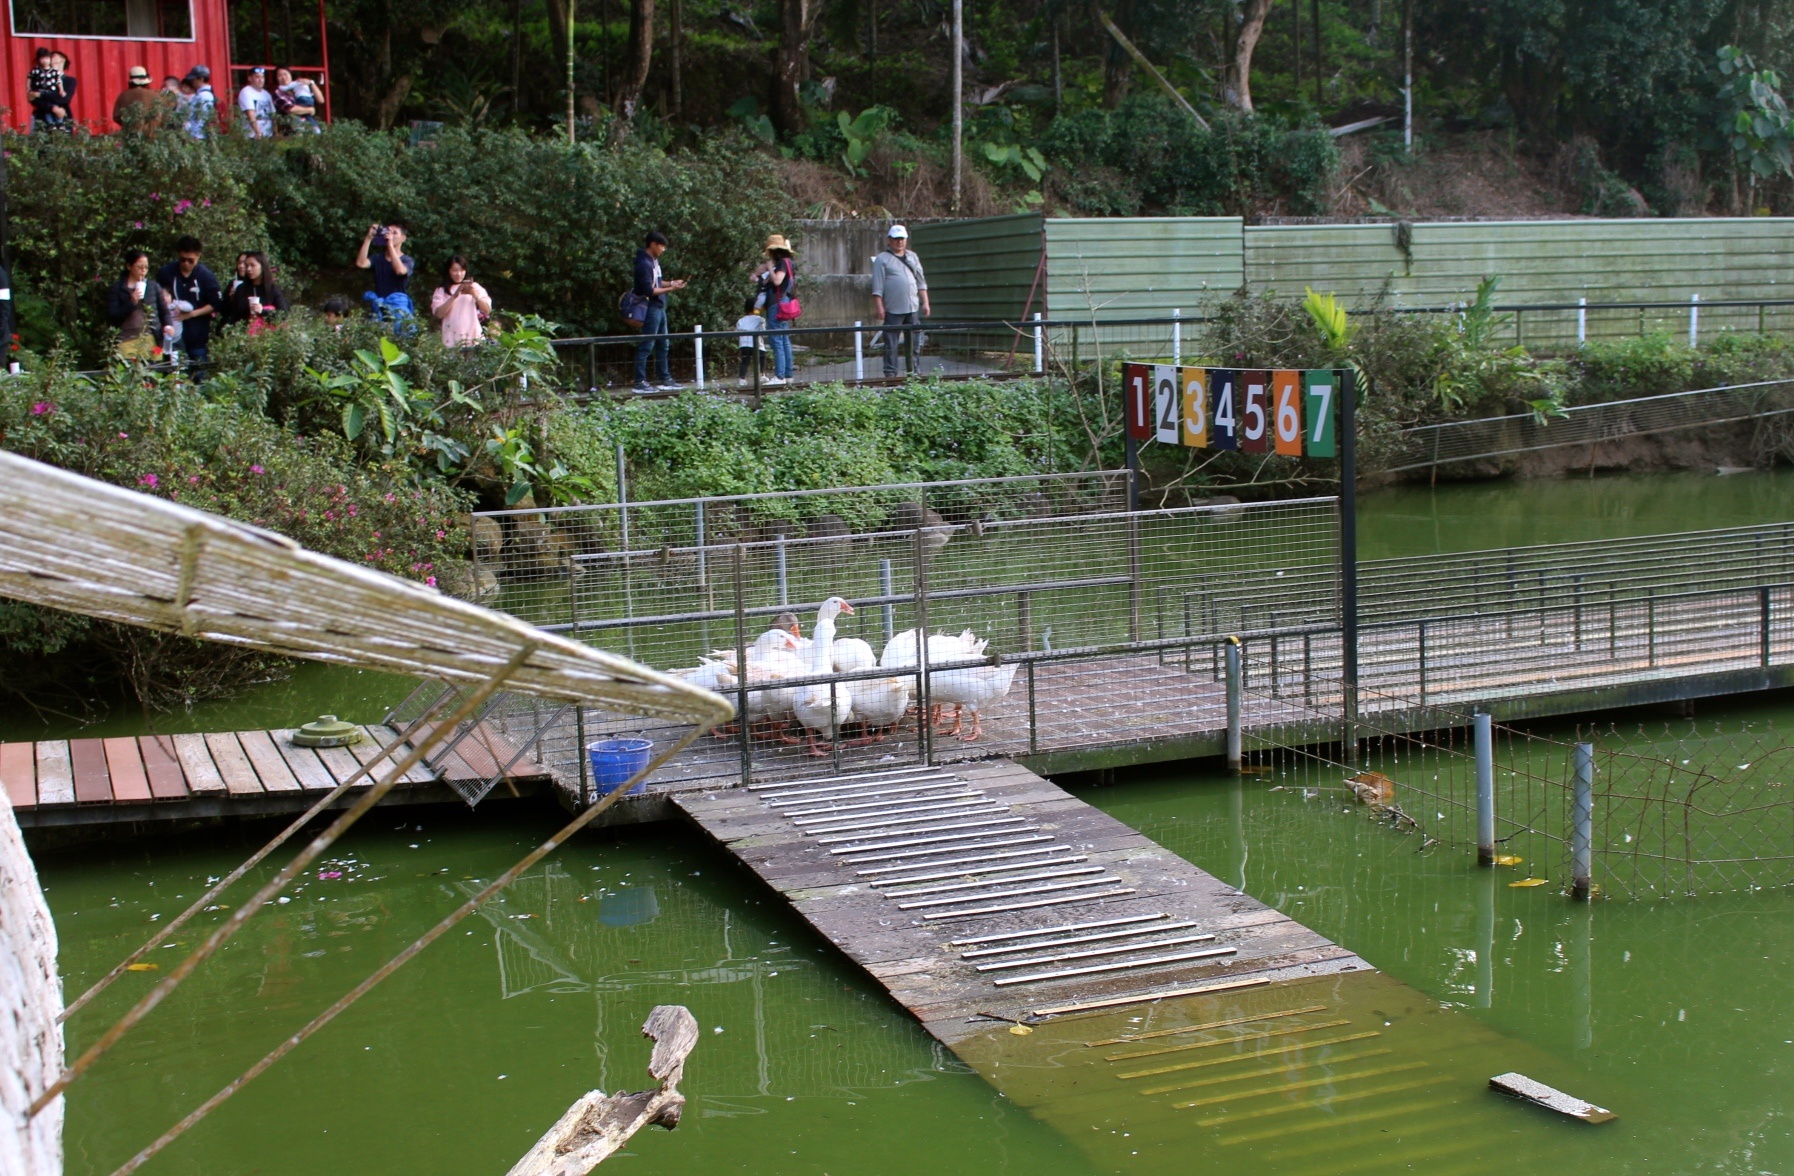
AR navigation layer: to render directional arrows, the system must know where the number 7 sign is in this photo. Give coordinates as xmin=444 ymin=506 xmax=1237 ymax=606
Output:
xmin=1304 ymin=370 xmax=1337 ymax=458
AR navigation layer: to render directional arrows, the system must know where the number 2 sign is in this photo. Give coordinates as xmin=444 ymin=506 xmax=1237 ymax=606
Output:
xmin=1152 ymin=365 xmax=1180 ymax=444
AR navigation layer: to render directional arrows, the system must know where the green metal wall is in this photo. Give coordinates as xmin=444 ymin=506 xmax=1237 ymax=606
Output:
xmin=1043 ymin=217 xmax=1244 ymax=320
xmin=909 ymin=213 xmax=1043 ymax=322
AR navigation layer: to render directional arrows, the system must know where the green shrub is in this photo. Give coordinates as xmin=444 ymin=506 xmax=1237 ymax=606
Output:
xmin=0 ymin=358 xmax=471 ymax=707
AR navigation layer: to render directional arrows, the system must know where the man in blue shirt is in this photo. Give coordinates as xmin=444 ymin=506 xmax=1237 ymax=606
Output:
xmin=157 ymin=234 xmax=222 ymax=377
xmin=356 ymin=222 xmax=415 ymax=325
xmin=632 ymin=231 xmax=685 ymax=392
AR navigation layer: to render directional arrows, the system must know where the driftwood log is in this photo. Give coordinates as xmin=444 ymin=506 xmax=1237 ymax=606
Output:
xmin=506 ymin=1005 xmax=699 ymax=1176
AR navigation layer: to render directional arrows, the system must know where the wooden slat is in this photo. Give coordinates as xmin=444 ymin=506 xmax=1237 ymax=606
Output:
xmin=68 ymin=738 xmax=113 ymax=804
xmin=172 ymin=733 xmax=226 ymax=794
xmin=0 ymin=743 xmax=36 ymax=809
xmin=237 ymin=730 xmax=302 ymax=793
xmin=137 ymin=736 xmax=189 ymax=800
xmin=102 ymin=737 xmax=153 ymax=802
xmin=314 ymin=743 xmax=367 ymax=786
xmin=203 ymin=732 xmax=262 ymax=796
xmin=358 ymin=726 xmax=438 ymax=785
xmin=34 ymin=741 xmax=74 ymax=806
xmin=269 ymin=732 xmax=338 ymax=792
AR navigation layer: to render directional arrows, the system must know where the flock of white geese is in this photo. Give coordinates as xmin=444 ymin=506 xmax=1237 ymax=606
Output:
xmin=681 ymin=597 xmax=1019 ymax=755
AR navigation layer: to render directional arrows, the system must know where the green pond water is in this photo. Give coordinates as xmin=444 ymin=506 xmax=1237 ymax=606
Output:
xmin=22 ymin=466 xmax=1794 ymax=1172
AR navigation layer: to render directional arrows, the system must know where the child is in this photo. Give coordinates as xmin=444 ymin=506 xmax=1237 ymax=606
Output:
xmin=27 ymin=49 xmax=73 ymax=132
xmin=735 ymin=296 xmax=769 ymax=387
xmin=321 ymin=295 xmax=350 ymax=331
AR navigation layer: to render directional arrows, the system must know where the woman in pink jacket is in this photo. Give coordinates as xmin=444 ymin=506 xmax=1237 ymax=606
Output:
xmin=430 ymin=256 xmax=492 ymax=347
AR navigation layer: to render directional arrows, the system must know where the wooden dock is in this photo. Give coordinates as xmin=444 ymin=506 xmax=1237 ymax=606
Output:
xmin=1 ymin=723 xmax=551 ymax=829
xmin=674 ymin=759 xmax=1606 ymax=1171
xmin=674 ymin=760 xmax=1369 ymax=1043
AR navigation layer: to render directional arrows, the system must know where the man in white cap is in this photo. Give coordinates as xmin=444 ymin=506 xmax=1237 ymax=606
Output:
xmin=871 ymin=224 xmax=930 ymax=378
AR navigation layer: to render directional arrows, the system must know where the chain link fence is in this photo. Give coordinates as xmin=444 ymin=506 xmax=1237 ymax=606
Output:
xmin=1238 ymin=681 xmax=1794 ymax=900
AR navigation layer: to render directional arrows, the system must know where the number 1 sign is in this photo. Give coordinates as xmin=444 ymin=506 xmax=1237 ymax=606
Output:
xmin=1124 ymin=362 xmax=1152 ymax=441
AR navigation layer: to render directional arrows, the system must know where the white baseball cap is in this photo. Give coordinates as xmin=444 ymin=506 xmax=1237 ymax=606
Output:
xmin=888 ymin=224 xmax=909 ymax=238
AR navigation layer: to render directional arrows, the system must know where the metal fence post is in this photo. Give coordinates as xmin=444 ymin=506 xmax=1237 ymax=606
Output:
xmin=774 ymin=536 xmax=789 ymax=606
xmin=733 ymin=544 xmax=752 ymax=787
xmin=1762 ymin=585 xmax=1772 ymax=668
xmin=1033 ymin=312 xmax=1045 ymax=374
xmin=854 ymin=321 xmax=865 ymax=382
xmin=1126 ymin=510 xmax=1142 ymax=643
xmin=1224 ymin=638 xmax=1243 ymax=773
xmin=1689 ymin=293 xmax=1700 ymax=348
xmin=913 ymin=528 xmax=933 ymax=766
xmin=880 ymin=558 xmax=895 ymax=646
xmin=694 ymin=501 xmax=708 ymax=589
xmin=615 ymin=443 xmax=630 ymax=551
xmin=694 ymin=325 xmax=705 ymax=388
xmin=1571 ymin=741 xmax=1594 ymax=901
xmin=1172 ymin=307 xmax=1181 ymax=365
xmin=1417 ymin=618 xmax=1427 ymax=705
xmin=1475 ymin=711 xmax=1495 ymax=866
xmin=1017 ymin=590 xmax=1032 ymax=651
xmin=1026 ymin=660 xmax=1038 ymax=756
xmin=1577 ymin=296 xmax=1586 ymax=345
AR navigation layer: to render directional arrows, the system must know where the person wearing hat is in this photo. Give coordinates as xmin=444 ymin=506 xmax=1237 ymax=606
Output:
xmin=871 ymin=224 xmax=929 ymax=379
xmin=181 ymin=67 xmax=217 ymax=139
xmin=113 ymin=66 xmax=162 ymax=129
xmin=237 ymin=66 xmax=275 ymax=138
xmin=751 ymin=234 xmax=799 ymax=385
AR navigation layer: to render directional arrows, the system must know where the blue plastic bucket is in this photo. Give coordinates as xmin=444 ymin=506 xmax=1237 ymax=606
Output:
xmin=587 ymin=738 xmax=653 ymax=796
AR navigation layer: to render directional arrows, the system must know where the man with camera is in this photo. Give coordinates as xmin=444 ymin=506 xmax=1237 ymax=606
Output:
xmin=355 ymin=222 xmax=416 ymax=324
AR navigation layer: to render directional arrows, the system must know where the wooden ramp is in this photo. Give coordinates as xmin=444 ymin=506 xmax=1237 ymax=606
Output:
xmin=2 ymin=723 xmax=551 ymax=829
xmin=675 ymin=760 xmax=1612 ymax=1172
xmin=673 ymin=760 xmax=1369 ymax=1043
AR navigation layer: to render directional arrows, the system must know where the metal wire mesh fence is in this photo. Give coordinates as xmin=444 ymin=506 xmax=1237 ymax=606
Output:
xmin=1237 ymin=680 xmax=1794 ymax=900
xmin=475 ymin=489 xmax=1339 ymax=793
xmin=1389 ymin=378 xmax=1794 ymax=473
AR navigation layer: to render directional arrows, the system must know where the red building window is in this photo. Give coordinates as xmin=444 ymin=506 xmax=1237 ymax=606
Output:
xmin=10 ymin=0 xmax=195 ymax=40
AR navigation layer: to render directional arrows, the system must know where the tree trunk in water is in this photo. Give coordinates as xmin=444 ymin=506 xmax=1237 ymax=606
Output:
xmin=775 ymin=0 xmax=819 ymax=132
xmin=1099 ymin=0 xmax=1134 ymax=109
xmin=1222 ymin=0 xmax=1271 ymax=111
xmin=616 ymin=0 xmax=655 ymax=116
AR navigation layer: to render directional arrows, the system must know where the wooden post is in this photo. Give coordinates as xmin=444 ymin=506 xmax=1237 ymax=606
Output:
xmin=507 ymin=1006 xmax=698 ymax=1175
xmin=1475 ymin=711 xmax=1495 ymax=866
xmin=1570 ymin=742 xmax=1594 ymax=901
xmin=1225 ymin=638 xmax=1242 ymax=773
xmin=913 ymin=528 xmax=932 ymax=766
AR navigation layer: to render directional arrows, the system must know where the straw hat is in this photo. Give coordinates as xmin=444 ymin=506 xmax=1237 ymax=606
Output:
xmin=763 ymin=234 xmax=795 ymax=256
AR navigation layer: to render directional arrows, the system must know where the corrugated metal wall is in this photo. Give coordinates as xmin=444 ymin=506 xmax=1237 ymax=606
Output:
xmin=910 ymin=213 xmax=1043 ymax=322
xmin=1044 ymin=217 xmax=1244 ymax=320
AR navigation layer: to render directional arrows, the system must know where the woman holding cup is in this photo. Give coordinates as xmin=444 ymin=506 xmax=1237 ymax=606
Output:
xmin=106 ymin=249 xmax=174 ymax=361
xmin=222 ymin=252 xmax=288 ymax=334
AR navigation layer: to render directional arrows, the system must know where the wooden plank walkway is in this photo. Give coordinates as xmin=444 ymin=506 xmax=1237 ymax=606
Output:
xmin=675 ymin=759 xmax=1601 ymax=1172
xmin=675 ymin=759 xmax=1369 ymax=1043
xmin=3 ymin=723 xmax=551 ymax=829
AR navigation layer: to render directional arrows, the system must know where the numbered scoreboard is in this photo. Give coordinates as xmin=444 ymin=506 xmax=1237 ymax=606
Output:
xmin=1124 ymin=363 xmax=1338 ymax=458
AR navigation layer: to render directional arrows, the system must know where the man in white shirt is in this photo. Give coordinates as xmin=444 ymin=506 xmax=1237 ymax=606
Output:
xmin=238 ymin=67 xmax=274 ymax=138
xmin=870 ymin=224 xmax=930 ymax=378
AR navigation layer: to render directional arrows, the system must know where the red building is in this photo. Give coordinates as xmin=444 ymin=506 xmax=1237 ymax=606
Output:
xmin=0 ymin=0 xmax=328 ymax=131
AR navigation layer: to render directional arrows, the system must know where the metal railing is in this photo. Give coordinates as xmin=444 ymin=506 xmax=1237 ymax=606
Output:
xmin=1390 ymin=378 xmax=1794 ymax=472
xmin=549 ymin=297 xmax=1794 ymax=397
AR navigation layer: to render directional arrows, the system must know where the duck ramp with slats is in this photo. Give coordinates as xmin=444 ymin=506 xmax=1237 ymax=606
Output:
xmin=676 ymin=759 xmax=1617 ymax=1172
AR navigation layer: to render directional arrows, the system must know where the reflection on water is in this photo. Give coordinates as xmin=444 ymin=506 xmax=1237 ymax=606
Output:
xmin=42 ymin=815 xmax=1094 ymax=1176
xmin=1091 ymin=764 xmax=1794 ymax=1173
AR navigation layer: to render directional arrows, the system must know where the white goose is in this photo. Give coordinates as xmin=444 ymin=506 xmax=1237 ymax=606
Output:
xmin=931 ymin=660 xmax=1018 ymax=741
xmin=793 ymin=597 xmax=856 ymax=756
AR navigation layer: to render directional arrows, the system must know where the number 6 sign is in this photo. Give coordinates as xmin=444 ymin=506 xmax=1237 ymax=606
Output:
xmin=1272 ymin=370 xmax=1304 ymax=456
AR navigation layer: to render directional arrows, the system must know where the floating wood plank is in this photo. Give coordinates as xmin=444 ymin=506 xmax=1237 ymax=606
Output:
xmin=0 ymin=743 xmax=35 ymax=809
xmin=137 ymin=736 xmax=189 ymax=800
xmin=1489 ymin=1072 xmax=1616 ymax=1123
xmin=171 ymin=734 xmax=225 ymax=795
xmin=33 ymin=742 xmax=73 ymax=806
xmin=269 ymin=731 xmax=339 ymax=792
xmin=68 ymin=738 xmax=112 ymax=804
xmin=237 ymin=731 xmax=301 ymax=793
xmin=203 ymin=732 xmax=261 ymax=796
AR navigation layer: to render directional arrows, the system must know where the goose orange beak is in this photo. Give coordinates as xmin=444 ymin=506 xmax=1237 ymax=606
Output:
xmin=839 ymin=602 xmax=856 ymax=615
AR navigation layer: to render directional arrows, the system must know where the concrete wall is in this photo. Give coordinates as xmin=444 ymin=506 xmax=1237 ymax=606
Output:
xmin=1 ymin=798 xmax=62 ymax=1176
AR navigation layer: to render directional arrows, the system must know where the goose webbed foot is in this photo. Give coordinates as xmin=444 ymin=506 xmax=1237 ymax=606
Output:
xmin=805 ymin=733 xmax=835 ymax=758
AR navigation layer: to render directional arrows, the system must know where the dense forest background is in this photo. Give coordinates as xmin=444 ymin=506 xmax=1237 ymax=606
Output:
xmin=234 ymin=0 xmax=1794 ymax=218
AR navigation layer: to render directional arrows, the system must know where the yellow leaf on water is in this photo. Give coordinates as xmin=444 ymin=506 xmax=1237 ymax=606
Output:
xmin=125 ymin=963 xmax=159 ymax=972
xmin=1508 ymin=878 xmax=1551 ymax=888
xmin=1008 ymin=1024 xmax=1033 ymax=1036
xmin=1493 ymin=855 xmax=1524 ymax=866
